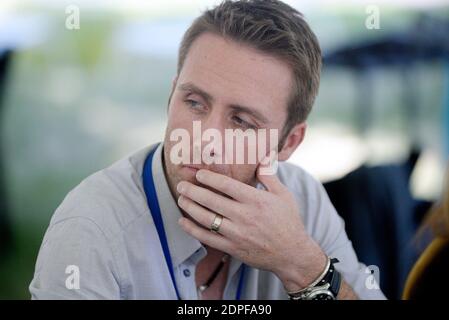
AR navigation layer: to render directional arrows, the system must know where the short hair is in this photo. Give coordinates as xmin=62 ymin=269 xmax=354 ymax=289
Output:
xmin=177 ymin=0 xmax=322 ymax=139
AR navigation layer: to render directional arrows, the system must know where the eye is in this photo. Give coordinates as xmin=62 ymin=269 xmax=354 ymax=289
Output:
xmin=231 ymin=115 xmax=256 ymax=129
xmin=184 ymin=99 xmax=205 ymax=112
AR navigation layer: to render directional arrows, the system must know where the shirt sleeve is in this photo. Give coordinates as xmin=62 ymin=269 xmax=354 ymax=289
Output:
xmin=29 ymin=216 xmax=121 ymax=300
xmin=306 ymin=180 xmax=386 ymax=300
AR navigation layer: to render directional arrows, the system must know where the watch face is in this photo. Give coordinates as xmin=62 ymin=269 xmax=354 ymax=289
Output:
xmin=307 ymin=290 xmax=336 ymax=300
xmin=311 ymin=293 xmax=335 ymax=300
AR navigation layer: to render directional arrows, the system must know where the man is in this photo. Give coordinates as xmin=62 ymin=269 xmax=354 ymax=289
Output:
xmin=30 ymin=0 xmax=385 ymax=299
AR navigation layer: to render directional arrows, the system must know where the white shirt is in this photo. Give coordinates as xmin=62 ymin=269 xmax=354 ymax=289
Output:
xmin=29 ymin=143 xmax=386 ymax=299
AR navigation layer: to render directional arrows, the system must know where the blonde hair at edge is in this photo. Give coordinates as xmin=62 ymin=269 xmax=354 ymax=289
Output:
xmin=423 ymin=167 xmax=449 ymax=238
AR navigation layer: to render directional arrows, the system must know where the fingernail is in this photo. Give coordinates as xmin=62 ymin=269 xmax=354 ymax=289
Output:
xmin=196 ymin=170 xmax=204 ymax=181
xmin=177 ymin=182 xmax=184 ymax=193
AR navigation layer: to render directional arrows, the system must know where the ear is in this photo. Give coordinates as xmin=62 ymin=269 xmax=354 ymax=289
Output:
xmin=277 ymin=122 xmax=307 ymax=161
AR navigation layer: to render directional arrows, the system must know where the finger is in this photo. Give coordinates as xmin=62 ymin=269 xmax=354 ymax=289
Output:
xmin=177 ymin=195 xmax=237 ymax=238
xmin=195 ymin=169 xmax=257 ymax=202
xmin=177 ymin=181 xmax=238 ymax=219
xmin=256 ymin=155 xmax=284 ymax=194
xmin=178 ymin=217 xmax=233 ymax=253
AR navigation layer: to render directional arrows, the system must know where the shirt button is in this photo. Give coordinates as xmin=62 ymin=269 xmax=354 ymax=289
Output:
xmin=183 ymin=269 xmax=191 ymax=277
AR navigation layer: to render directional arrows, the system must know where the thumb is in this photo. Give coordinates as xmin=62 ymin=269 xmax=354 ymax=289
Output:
xmin=257 ymin=153 xmax=283 ymax=194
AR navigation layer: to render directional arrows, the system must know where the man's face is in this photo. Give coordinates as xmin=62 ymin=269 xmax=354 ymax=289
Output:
xmin=163 ymin=32 xmax=294 ymax=196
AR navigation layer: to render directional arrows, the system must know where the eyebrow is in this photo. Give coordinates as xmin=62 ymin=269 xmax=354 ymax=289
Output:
xmin=178 ymin=82 xmax=270 ymax=125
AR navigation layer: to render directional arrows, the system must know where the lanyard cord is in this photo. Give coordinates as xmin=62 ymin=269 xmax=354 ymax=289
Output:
xmin=143 ymin=145 xmax=181 ymax=299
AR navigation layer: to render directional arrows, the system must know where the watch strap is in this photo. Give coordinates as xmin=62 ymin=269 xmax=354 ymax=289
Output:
xmin=329 ymin=258 xmax=341 ymax=297
xmin=287 ymin=257 xmax=341 ymax=300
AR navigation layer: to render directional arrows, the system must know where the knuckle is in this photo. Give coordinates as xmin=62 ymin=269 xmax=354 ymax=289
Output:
xmin=239 ymin=230 xmax=251 ymax=243
xmin=239 ymin=208 xmax=252 ymax=224
xmin=244 ymin=213 xmax=257 ymax=228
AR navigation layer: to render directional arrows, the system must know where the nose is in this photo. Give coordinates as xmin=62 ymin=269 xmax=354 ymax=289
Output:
xmin=193 ymin=112 xmax=225 ymax=164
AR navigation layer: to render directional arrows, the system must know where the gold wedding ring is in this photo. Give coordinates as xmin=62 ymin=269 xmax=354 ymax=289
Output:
xmin=210 ymin=214 xmax=223 ymax=233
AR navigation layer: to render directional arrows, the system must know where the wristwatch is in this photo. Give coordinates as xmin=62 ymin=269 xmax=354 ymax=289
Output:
xmin=287 ymin=257 xmax=341 ymax=300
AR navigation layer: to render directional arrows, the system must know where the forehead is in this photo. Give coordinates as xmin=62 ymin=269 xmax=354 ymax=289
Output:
xmin=178 ymin=32 xmax=293 ymax=124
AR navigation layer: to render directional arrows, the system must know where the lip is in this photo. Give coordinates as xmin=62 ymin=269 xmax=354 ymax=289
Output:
xmin=181 ymin=164 xmax=203 ymax=173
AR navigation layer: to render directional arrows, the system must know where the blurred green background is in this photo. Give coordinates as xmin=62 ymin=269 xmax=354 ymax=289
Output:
xmin=0 ymin=0 xmax=448 ymax=299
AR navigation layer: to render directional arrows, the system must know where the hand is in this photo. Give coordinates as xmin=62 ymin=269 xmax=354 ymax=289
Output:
xmin=176 ymin=163 xmax=327 ymax=292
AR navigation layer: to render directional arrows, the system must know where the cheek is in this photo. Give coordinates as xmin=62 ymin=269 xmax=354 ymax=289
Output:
xmin=229 ymin=164 xmax=258 ymax=185
xmin=168 ymin=100 xmax=187 ymax=126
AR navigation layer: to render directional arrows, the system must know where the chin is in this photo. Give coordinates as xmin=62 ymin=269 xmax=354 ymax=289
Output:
xmin=177 ymin=165 xmax=198 ymax=183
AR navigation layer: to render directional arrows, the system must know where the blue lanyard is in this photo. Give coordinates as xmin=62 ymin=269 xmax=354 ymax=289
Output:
xmin=142 ymin=145 xmax=246 ymax=300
